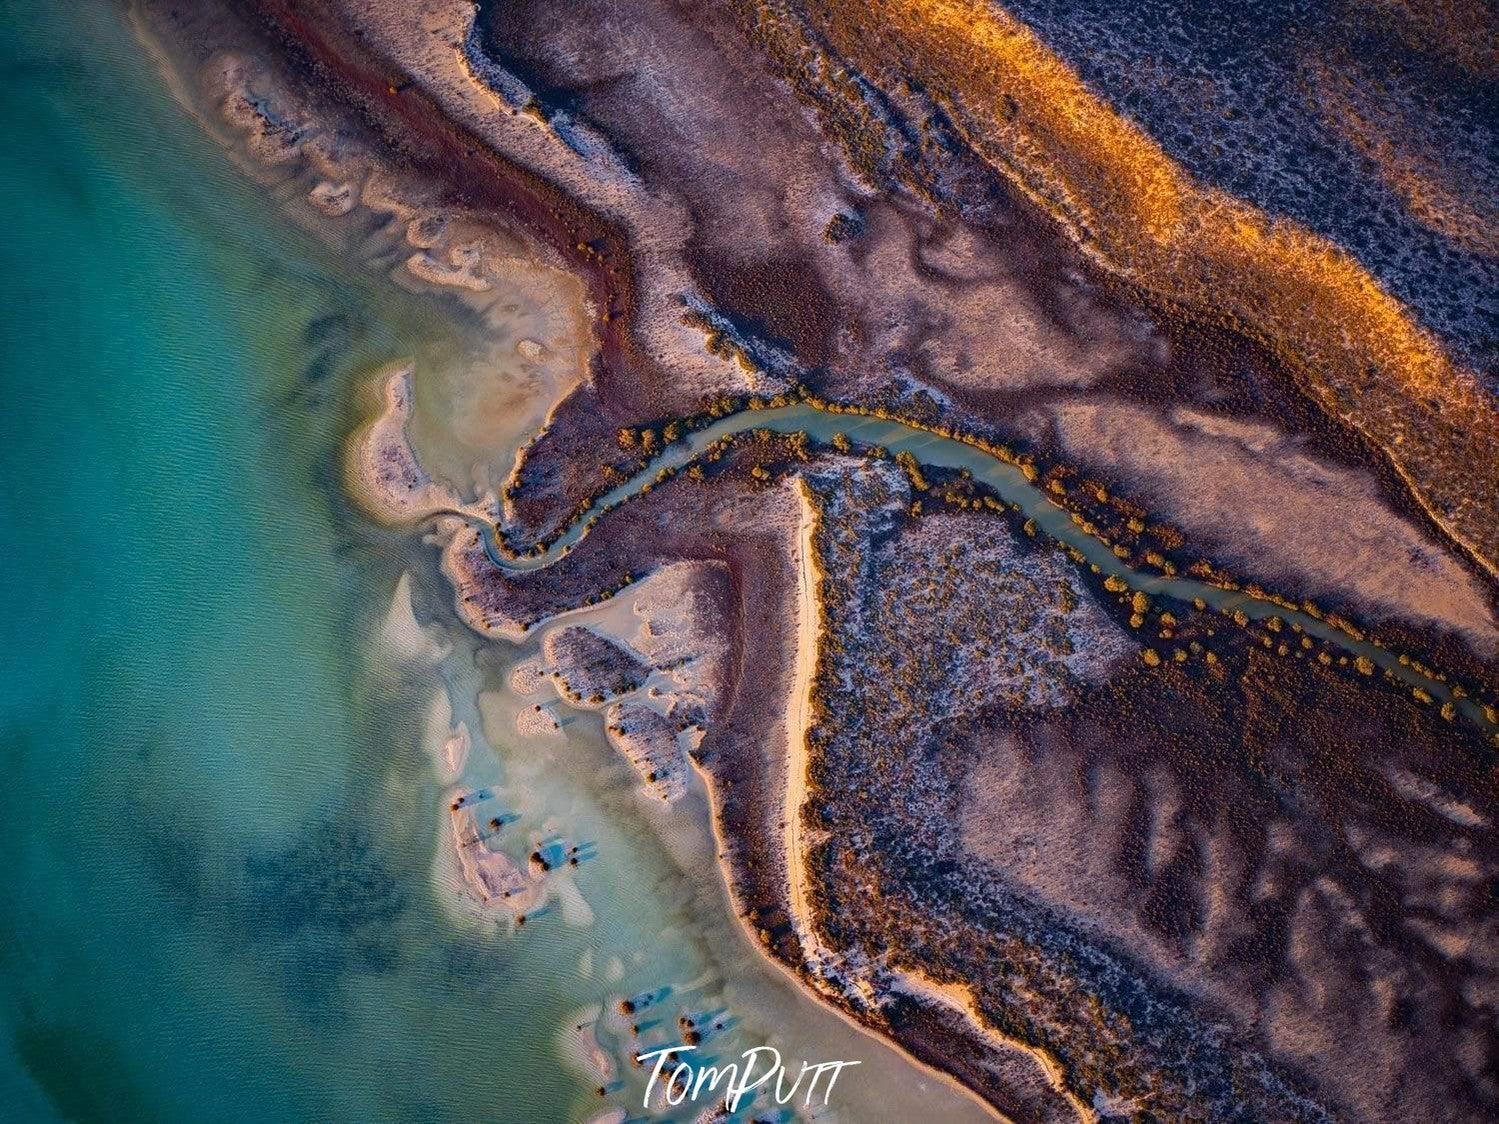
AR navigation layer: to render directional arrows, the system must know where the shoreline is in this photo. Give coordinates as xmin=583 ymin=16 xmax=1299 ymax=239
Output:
xmin=349 ymin=360 xmax=1499 ymax=1117
xmin=346 ymin=328 xmax=1498 ymax=1119
xmin=693 ymin=725 xmax=1021 ymax=1124
xmin=128 ymin=0 xmax=1499 ymax=1118
xmin=783 ymin=479 xmax=825 ymax=961
xmin=344 ymin=363 xmax=465 ymax=526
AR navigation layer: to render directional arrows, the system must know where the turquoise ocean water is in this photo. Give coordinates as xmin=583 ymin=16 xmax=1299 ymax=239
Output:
xmin=0 ymin=4 xmax=606 ymax=1119
xmin=0 ymin=7 xmax=997 ymax=1123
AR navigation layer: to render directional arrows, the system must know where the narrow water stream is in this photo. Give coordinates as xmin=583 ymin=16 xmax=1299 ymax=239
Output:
xmin=482 ymin=404 xmax=1498 ymax=739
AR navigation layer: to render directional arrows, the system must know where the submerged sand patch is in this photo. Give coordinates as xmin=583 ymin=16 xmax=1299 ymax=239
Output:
xmin=187 ymin=40 xmax=596 ymax=512
xmin=403 ymin=256 xmax=592 ymax=500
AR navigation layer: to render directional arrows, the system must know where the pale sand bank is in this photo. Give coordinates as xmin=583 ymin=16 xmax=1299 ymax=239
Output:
xmin=405 ymin=243 xmax=491 ymax=292
xmin=346 ymin=365 xmax=467 ymax=524
xmin=307 ymin=179 xmax=356 ymax=216
xmin=890 ymin=971 xmax=1094 ymax=1124
xmin=447 ymin=798 xmax=545 ymax=920
xmin=557 ymin=1006 xmax=617 ymax=1086
xmin=784 ymin=480 xmax=828 ymax=965
xmin=548 ymin=867 xmax=595 ymax=928
xmin=514 ymin=701 xmax=565 ymax=740
xmin=442 ymin=722 xmax=470 ymax=779
xmin=420 ymin=688 xmax=470 ymax=782
xmin=508 ymin=654 xmax=550 ymax=695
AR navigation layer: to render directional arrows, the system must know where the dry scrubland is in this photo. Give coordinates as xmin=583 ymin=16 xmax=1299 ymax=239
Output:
xmin=791 ymin=459 xmax=1498 ymax=1122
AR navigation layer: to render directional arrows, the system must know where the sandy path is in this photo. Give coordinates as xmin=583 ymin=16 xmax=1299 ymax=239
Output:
xmin=891 ymin=971 xmax=1093 ymax=1123
xmin=784 ymin=480 xmax=824 ymax=958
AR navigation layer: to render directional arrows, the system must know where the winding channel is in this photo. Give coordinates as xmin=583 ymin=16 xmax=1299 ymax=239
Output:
xmin=474 ymin=403 xmax=1498 ymax=740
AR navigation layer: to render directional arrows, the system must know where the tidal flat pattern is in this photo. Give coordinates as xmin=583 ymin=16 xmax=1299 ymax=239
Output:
xmin=4 ymin=0 xmax=1497 ymax=1121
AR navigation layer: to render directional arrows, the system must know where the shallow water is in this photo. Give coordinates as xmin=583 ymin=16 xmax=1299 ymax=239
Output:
xmin=0 ymin=5 xmax=566 ymax=1117
xmin=0 ymin=5 xmax=994 ymax=1121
